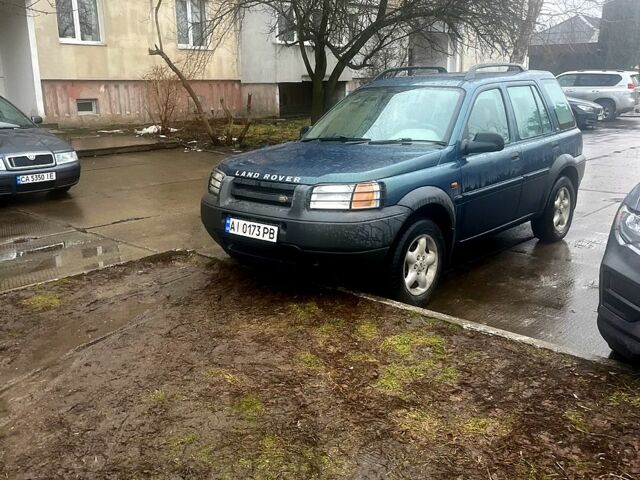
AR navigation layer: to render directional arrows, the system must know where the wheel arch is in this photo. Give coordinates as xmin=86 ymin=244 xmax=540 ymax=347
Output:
xmin=395 ymin=186 xmax=456 ymax=259
xmin=538 ymin=155 xmax=581 ymax=215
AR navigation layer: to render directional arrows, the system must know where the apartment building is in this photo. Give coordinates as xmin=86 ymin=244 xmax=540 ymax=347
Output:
xmin=0 ymin=0 xmax=241 ymax=126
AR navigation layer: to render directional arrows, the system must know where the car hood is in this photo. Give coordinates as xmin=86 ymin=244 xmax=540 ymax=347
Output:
xmin=625 ymin=183 xmax=640 ymax=212
xmin=0 ymin=128 xmax=73 ymax=156
xmin=567 ymin=97 xmax=602 ymax=109
xmin=219 ymin=141 xmax=444 ymax=184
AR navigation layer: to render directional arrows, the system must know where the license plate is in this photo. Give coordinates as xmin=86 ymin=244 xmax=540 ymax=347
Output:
xmin=16 ymin=172 xmax=56 ymax=185
xmin=225 ymin=217 xmax=278 ymax=243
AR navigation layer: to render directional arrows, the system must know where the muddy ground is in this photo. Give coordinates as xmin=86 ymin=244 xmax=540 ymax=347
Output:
xmin=0 ymin=253 xmax=639 ymax=479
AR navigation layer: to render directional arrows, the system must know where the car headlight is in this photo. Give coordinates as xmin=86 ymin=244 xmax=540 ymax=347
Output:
xmin=576 ymin=105 xmax=595 ymax=113
xmin=55 ymin=151 xmax=78 ymax=165
xmin=209 ymin=169 xmax=225 ymax=195
xmin=615 ymin=205 xmax=640 ymax=253
xmin=310 ymin=182 xmax=381 ymax=210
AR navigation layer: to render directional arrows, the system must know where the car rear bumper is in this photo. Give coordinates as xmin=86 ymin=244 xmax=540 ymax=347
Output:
xmin=201 ymin=192 xmax=410 ymax=264
xmin=0 ymin=163 xmax=81 ymax=195
xmin=597 ymin=237 xmax=640 ymax=360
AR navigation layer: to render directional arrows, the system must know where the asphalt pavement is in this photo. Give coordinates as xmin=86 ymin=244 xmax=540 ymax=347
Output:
xmin=1 ymin=118 xmax=639 ymax=358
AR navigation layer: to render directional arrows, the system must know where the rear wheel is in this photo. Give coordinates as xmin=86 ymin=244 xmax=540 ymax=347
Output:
xmin=596 ymin=99 xmax=616 ymax=121
xmin=388 ymin=219 xmax=445 ymax=306
xmin=531 ymin=176 xmax=575 ymax=243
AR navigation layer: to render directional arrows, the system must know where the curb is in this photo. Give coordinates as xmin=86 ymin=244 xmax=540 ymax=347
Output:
xmin=341 ymin=288 xmax=625 ymax=368
xmin=76 ymin=141 xmax=179 ymax=158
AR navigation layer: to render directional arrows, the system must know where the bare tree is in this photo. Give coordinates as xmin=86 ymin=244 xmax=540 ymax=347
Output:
xmin=237 ymin=0 xmax=528 ymax=121
xmin=510 ymin=0 xmax=546 ymax=63
xmin=148 ymin=0 xmax=240 ymax=143
xmin=142 ymin=65 xmax=180 ymax=134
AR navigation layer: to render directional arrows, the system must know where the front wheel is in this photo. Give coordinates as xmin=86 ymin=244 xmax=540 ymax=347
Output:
xmin=531 ymin=176 xmax=576 ymax=243
xmin=388 ymin=219 xmax=445 ymax=306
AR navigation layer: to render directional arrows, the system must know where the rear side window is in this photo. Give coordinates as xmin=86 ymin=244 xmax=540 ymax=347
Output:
xmin=631 ymin=74 xmax=639 ymax=87
xmin=575 ymin=74 xmax=622 ymax=87
xmin=507 ymin=86 xmax=553 ymax=140
xmin=541 ymin=79 xmax=576 ymax=131
xmin=557 ymin=74 xmax=577 ymax=87
xmin=466 ymin=89 xmax=510 ymax=143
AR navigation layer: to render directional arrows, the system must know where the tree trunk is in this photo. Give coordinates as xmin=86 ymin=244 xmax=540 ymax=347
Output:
xmin=310 ymin=77 xmax=326 ymax=123
xmin=510 ymin=0 xmax=544 ymax=64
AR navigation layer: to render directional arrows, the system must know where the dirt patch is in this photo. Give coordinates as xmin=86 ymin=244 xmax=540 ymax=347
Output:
xmin=1 ymin=253 xmax=639 ymax=479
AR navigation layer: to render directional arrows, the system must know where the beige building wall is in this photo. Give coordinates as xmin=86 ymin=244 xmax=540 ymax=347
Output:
xmin=31 ymin=0 xmax=241 ymax=125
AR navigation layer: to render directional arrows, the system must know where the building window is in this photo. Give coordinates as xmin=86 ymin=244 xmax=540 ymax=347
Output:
xmin=176 ymin=0 xmax=208 ymax=48
xmin=76 ymin=99 xmax=98 ymax=115
xmin=276 ymin=9 xmax=297 ymax=43
xmin=56 ymin=0 xmax=103 ymax=43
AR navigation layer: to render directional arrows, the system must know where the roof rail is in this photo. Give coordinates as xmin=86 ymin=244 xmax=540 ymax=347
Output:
xmin=374 ymin=66 xmax=448 ymax=81
xmin=464 ymin=63 xmax=527 ymax=80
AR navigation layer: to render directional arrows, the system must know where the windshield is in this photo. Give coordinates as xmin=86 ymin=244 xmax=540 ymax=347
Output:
xmin=0 ymin=97 xmax=34 ymax=129
xmin=305 ymin=86 xmax=462 ymax=143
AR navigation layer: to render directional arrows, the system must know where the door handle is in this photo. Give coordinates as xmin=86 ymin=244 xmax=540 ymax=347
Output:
xmin=551 ymin=141 xmax=559 ymax=148
xmin=511 ymin=153 xmax=521 ymax=161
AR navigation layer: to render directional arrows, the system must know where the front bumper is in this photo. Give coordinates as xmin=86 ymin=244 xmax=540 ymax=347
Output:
xmin=0 ymin=163 xmax=81 ymax=195
xmin=597 ymin=233 xmax=640 ymax=360
xmin=201 ymin=191 xmax=411 ymax=264
xmin=574 ymin=110 xmax=600 ymax=128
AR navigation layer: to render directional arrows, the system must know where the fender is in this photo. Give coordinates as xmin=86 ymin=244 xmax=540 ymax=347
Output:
xmin=397 ymin=186 xmax=457 ymax=246
xmin=538 ymin=153 xmax=586 ymax=214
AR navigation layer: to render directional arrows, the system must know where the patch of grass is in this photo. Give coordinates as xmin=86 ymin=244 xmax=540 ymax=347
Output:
xmin=447 ymin=322 xmax=464 ymax=332
xmin=563 ymin=409 xmax=589 ymax=433
xmin=608 ymin=390 xmax=640 ymax=408
xmin=52 ymin=278 xmax=72 ymax=286
xmin=233 ymin=394 xmax=264 ymax=419
xmin=458 ymin=417 xmax=510 ymax=437
xmin=395 ymin=409 xmax=442 ymax=439
xmin=296 ymin=351 xmax=324 ymax=370
xmin=169 ymin=432 xmax=199 ymax=448
xmin=143 ymin=389 xmax=167 ymax=404
xmin=288 ymin=301 xmax=321 ymax=321
xmin=380 ymin=332 xmax=445 ymax=357
xmin=346 ymin=351 xmax=378 ymax=363
xmin=193 ymin=446 xmax=213 ymax=465
xmin=374 ymin=360 xmax=436 ymax=393
xmin=203 ymin=367 xmax=240 ymax=384
xmin=437 ymin=366 xmax=460 ymax=384
xmin=355 ymin=321 xmax=379 ymax=341
xmin=20 ymin=293 xmax=61 ymax=311
xmin=239 ymin=118 xmax=310 ymax=148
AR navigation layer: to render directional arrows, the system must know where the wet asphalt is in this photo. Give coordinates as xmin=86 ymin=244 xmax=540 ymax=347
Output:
xmin=1 ymin=118 xmax=639 ymax=358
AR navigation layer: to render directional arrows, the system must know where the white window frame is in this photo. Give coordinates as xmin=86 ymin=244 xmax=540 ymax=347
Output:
xmin=274 ymin=9 xmax=298 ymax=45
xmin=177 ymin=0 xmax=211 ymax=50
xmin=76 ymin=99 xmax=98 ymax=115
xmin=58 ymin=0 xmax=105 ymax=45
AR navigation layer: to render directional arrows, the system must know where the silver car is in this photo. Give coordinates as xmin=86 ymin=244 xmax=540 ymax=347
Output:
xmin=557 ymin=70 xmax=640 ymax=121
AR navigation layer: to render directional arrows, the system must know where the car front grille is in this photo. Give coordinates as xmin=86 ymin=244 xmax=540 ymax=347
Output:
xmin=8 ymin=153 xmax=55 ymax=169
xmin=231 ymin=178 xmax=297 ymax=207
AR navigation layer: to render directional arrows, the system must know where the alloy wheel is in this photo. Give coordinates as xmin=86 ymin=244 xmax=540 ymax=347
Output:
xmin=403 ymin=234 xmax=439 ymax=296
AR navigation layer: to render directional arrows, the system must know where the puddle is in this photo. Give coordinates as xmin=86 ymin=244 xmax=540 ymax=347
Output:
xmin=0 ymin=230 xmax=149 ymax=291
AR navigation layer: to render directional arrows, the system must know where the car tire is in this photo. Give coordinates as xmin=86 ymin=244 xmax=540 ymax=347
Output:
xmin=596 ymin=99 xmax=616 ymax=121
xmin=388 ymin=218 xmax=445 ymax=306
xmin=531 ymin=176 xmax=576 ymax=243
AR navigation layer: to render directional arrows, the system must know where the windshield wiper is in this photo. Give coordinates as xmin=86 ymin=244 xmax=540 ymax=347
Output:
xmin=368 ymin=138 xmax=448 ymax=146
xmin=302 ymin=135 xmax=370 ymax=143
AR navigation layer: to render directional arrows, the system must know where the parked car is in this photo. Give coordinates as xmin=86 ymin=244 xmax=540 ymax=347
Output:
xmin=202 ymin=63 xmax=586 ymax=306
xmin=567 ymin=97 xmax=604 ymax=129
xmin=0 ymin=96 xmax=80 ymax=196
xmin=598 ymin=183 xmax=640 ymax=361
xmin=557 ymin=70 xmax=640 ymax=121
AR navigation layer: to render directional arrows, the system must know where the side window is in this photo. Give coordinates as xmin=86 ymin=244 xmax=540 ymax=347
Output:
xmin=507 ymin=86 xmax=551 ymax=140
xmin=541 ymin=79 xmax=576 ymax=130
xmin=576 ymin=74 xmax=622 ymax=87
xmin=466 ymin=89 xmax=510 ymax=143
xmin=531 ymin=87 xmax=553 ymax=134
xmin=557 ymin=74 xmax=577 ymax=87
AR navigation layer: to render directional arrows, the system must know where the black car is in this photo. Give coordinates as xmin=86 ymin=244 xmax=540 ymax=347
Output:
xmin=598 ymin=183 xmax=640 ymax=361
xmin=0 ymin=96 xmax=80 ymax=196
xmin=567 ymin=97 xmax=604 ymax=129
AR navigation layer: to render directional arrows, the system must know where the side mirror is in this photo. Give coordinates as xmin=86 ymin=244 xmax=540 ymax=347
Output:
xmin=31 ymin=115 xmax=43 ymax=125
xmin=299 ymin=125 xmax=310 ymax=139
xmin=462 ymin=132 xmax=505 ymax=155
